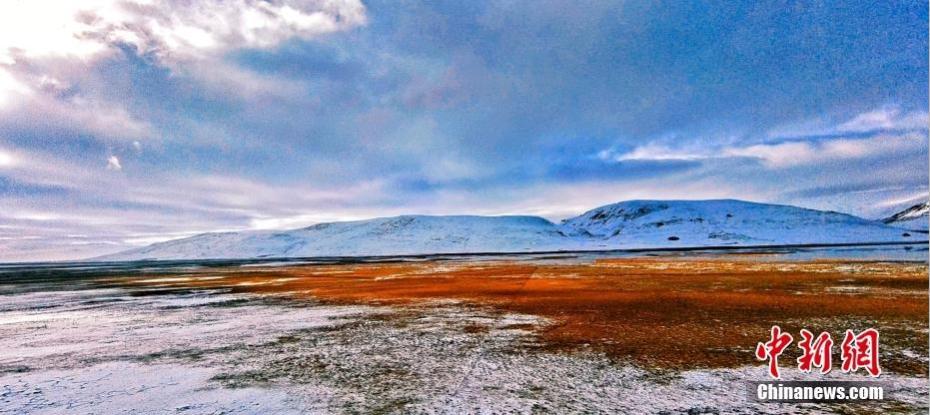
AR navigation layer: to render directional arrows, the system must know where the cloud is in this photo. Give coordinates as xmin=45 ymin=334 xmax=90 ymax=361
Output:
xmin=609 ymin=143 xmax=710 ymax=162
xmin=114 ymin=0 xmax=366 ymax=62
xmin=0 ymin=93 xmax=156 ymax=141
xmin=106 ymin=155 xmax=122 ymax=171
xmin=612 ymin=107 xmax=929 ymax=168
xmin=0 ymin=0 xmax=370 ymax=176
xmin=612 ymin=133 xmax=926 ymax=168
xmin=0 ymin=0 xmax=367 ymax=104
xmin=0 ymin=150 xmax=397 ymax=261
xmin=0 ymin=70 xmax=29 ymax=108
xmin=0 ymin=0 xmax=367 ymax=65
xmin=837 ymin=106 xmax=928 ymax=133
xmin=0 ymin=148 xmax=17 ymax=168
xmin=766 ymin=106 xmax=928 ymax=140
xmin=723 ymin=134 xmax=926 ymax=168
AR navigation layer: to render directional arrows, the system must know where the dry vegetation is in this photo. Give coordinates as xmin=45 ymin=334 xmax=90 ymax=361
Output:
xmin=110 ymin=257 xmax=928 ymax=375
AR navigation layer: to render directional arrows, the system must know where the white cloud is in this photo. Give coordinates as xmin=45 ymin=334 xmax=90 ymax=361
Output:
xmin=0 ymin=145 xmax=104 ymax=189
xmin=611 ymin=133 xmax=926 ymax=168
xmin=0 ymin=148 xmax=17 ymax=168
xmin=0 ymin=146 xmax=405 ymax=260
xmin=1 ymin=95 xmax=156 ymax=141
xmin=0 ymin=0 xmax=367 ymax=102
xmin=0 ymin=0 xmax=367 ymax=64
xmin=0 ymin=1 xmax=107 ymax=64
xmin=182 ymin=58 xmax=306 ymax=99
xmin=837 ymin=106 xmax=928 ymax=133
xmin=720 ymin=142 xmax=815 ymax=167
xmin=876 ymin=193 xmax=928 ymax=209
xmin=611 ymin=143 xmax=709 ymax=162
xmin=0 ymin=69 xmax=30 ymax=108
xmin=106 ymin=155 xmax=122 ymax=170
xmin=610 ymin=108 xmax=928 ymax=168
xmin=767 ymin=106 xmax=928 ymax=139
xmin=97 ymin=0 xmax=367 ymax=66
xmin=722 ymin=134 xmax=924 ymax=168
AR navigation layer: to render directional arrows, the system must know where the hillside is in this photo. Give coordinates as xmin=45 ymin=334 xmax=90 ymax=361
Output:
xmin=100 ymin=215 xmax=571 ymax=261
xmin=560 ymin=199 xmax=914 ymax=249
xmin=882 ymin=202 xmax=929 ymax=231
xmin=97 ymin=200 xmax=917 ymax=261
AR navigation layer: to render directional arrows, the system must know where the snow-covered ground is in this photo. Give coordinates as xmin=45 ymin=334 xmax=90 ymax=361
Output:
xmin=98 ymin=200 xmax=917 ymax=261
xmin=1 ymin=281 xmax=925 ymax=414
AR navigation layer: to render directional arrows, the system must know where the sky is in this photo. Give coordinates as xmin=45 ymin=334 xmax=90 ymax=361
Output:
xmin=0 ymin=0 xmax=926 ymax=261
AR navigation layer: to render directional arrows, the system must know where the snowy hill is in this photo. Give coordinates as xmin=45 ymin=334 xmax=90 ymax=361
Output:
xmin=560 ymin=199 xmax=915 ymax=249
xmin=97 ymin=200 xmax=918 ymax=261
xmin=882 ymin=202 xmax=929 ymax=231
xmin=99 ymin=215 xmax=571 ymax=261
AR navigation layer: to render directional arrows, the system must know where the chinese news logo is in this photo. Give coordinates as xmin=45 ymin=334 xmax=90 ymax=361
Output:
xmin=755 ymin=326 xmax=880 ymax=379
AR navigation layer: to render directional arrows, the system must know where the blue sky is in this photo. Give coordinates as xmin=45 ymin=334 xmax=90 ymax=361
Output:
xmin=0 ymin=0 xmax=926 ymax=261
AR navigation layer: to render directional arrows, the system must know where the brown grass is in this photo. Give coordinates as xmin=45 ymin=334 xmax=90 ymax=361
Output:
xmin=111 ymin=258 xmax=928 ymax=375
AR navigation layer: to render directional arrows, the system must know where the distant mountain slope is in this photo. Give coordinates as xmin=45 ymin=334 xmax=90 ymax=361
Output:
xmin=99 ymin=215 xmax=571 ymax=261
xmin=96 ymin=200 xmax=917 ymax=261
xmin=882 ymin=202 xmax=929 ymax=231
xmin=560 ymin=199 xmax=914 ymax=248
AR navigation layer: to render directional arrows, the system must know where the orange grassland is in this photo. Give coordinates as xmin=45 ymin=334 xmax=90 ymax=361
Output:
xmin=113 ymin=258 xmax=929 ymax=375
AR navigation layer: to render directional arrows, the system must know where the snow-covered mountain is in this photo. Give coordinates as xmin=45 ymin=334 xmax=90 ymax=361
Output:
xmin=560 ymin=199 xmax=914 ymax=248
xmin=97 ymin=199 xmax=919 ymax=261
xmin=882 ymin=202 xmax=929 ymax=231
xmin=99 ymin=215 xmax=572 ymax=261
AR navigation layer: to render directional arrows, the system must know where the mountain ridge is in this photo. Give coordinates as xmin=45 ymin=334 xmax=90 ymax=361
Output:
xmin=97 ymin=199 xmax=918 ymax=261
xmin=882 ymin=202 xmax=929 ymax=231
